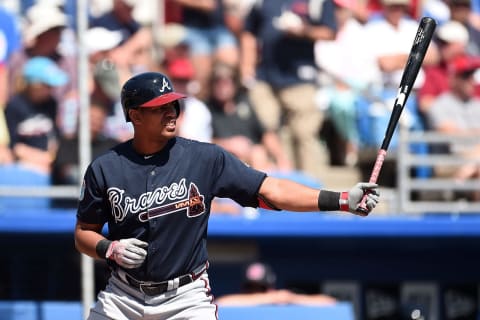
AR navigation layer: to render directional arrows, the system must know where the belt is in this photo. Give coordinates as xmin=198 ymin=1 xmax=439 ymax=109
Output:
xmin=116 ymin=262 xmax=209 ymax=296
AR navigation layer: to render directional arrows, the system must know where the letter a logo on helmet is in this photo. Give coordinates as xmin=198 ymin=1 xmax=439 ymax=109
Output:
xmin=160 ymin=77 xmax=171 ymax=92
xmin=121 ymin=72 xmax=186 ymax=122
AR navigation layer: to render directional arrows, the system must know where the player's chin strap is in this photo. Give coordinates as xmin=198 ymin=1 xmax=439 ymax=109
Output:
xmin=257 ymin=194 xmax=281 ymax=211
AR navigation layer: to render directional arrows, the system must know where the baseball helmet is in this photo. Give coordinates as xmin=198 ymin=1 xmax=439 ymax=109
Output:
xmin=120 ymin=71 xmax=186 ymax=122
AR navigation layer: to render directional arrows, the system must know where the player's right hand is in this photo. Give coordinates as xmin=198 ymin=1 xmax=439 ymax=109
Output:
xmin=106 ymin=238 xmax=148 ymax=269
xmin=345 ymin=182 xmax=380 ymax=215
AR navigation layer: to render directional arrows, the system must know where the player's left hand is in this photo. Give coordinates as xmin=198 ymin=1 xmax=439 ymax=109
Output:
xmin=106 ymin=238 xmax=149 ymax=269
xmin=345 ymin=182 xmax=380 ymax=215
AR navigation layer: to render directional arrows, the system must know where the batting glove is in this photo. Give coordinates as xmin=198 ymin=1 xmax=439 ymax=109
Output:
xmin=340 ymin=183 xmax=380 ymax=216
xmin=106 ymin=238 xmax=148 ymax=269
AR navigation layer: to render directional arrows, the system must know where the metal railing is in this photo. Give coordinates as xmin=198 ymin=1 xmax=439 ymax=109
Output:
xmin=397 ymin=128 xmax=480 ymax=214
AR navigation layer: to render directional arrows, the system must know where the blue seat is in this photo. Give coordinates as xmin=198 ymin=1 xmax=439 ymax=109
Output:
xmin=0 ymin=164 xmax=51 ymax=209
xmin=40 ymin=301 xmax=83 ymax=320
xmin=0 ymin=301 xmax=83 ymax=320
xmin=0 ymin=301 xmax=36 ymax=320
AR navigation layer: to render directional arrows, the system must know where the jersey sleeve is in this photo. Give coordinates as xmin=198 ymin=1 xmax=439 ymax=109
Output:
xmin=211 ymin=146 xmax=267 ymax=208
xmin=76 ymin=163 xmax=110 ymax=225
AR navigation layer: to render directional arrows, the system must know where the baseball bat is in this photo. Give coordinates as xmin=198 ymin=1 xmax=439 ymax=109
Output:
xmin=357 ymin=16 xmax=437 ymax=215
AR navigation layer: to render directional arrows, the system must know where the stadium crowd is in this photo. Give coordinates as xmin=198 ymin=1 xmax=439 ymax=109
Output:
xmin=1 ymin=0 xmax=480 ymax=209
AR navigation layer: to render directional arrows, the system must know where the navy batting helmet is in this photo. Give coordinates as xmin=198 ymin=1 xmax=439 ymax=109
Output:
xmin=120 ymin=72 xmax=186 ymax=122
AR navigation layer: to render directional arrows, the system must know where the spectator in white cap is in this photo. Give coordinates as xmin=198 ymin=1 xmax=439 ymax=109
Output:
xmin=4 ymin=56 xmax=68 ymax=175
xmin=447 ymin=0 xmax=480 ymax=56
xmin=418 ymin=20 xmax=472 ymax=126
xmin=57 ymin=25 xmax=133 ymax=142
xmin=8 ymin=3 xmax=76 ymax=104
xmin=85 ymin=27 xmax=123 ymax=60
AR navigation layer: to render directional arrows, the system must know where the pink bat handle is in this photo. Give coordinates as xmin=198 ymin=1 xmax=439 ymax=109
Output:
xmin=356 ymin=149 xmax=386 ymax=216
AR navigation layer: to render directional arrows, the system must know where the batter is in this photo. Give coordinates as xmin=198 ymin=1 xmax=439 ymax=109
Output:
xmin=74 ymin=72 xmax=380 ymax=320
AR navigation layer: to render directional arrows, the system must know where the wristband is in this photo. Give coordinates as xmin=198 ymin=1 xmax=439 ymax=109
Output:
xmin=339 ymin=191 xmax=349 ymax=211
xmin=95 ymin=239 xmax=112 ymax=259
xmin=317 ymin=190 xmax=340 ymax=211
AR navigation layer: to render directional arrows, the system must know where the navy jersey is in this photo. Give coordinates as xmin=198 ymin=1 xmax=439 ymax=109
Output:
xmin=210 ymin=94 xmax=265 ymax=144
xmin=182 ymin=0 xmax=226 ymax=29
xmin=77 ymin=137 xmax=266 ymax=281
xmin=90 ymin=11 xmax=141 ymax=45
xmin=5 ymin=94 xmax=58 ymax=150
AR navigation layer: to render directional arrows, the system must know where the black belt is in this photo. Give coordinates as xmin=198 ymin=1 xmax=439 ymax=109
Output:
xmin=116 ymin=262 xmax=208 ymax=296
xmin=124 ymin=272 xmax=193 ymax=296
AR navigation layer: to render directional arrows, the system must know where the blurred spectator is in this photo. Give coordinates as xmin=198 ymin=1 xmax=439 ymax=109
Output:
xmin=172 ymin=0 xmax=240 ymax=100
xmin=356 ymin=0 xmax=437 ymax=185
xmin=5 ymin=56 xmax=68 ymax=174
xmin=90 ymin=0 xmax=154 ymax=76
xmin=421 ymin=0 xmax=451 ymax=25
xmin=52 ymin=100 xmax=119 ymax=207
xmin=84 ymin=26 xmax=123 ymax=72
xmin=425 ymin=54 xmax=480 ymax=200
xmin=57 ymin=26 xmax=133 ymax=142
xmin=0 ymin=4 xmax=21 ymax=105
xmin=94 ymin=62 xmax=134 ymax=142
xmin=166 ymin=57 xmax=213 ymax=142
xmin=216 ymin=261 xmax=337 ymax=306
xmin=208 ymin=62 xmax=293 ymax=172
xmin=365 ymin=0 xmax=420 ymax=20
xmin=89 ymin=0 xmax=113 ymax=18
xmin=417 ymin=20 xmax=470 ymax=128
xmin=223 ymin=0 xmax=256 ymax=38
xmin=315 ymin=0 xmax=381 ymax=166
xmin=362 ymin=0 xmax=437 ymax=94
xmin=0 ymin=110 xmax=12 ymax=164
xmin=8 ymin=3 xmax=76 ymax=102
xmin=240 ymin=0 xmax=337 ymax=179
xmin=32 ymin=0 xmax=78 ymax=57
xmin=446 ymin=0 xmax=480 ymax=56
xmin=0 ymin=4 xmax=20 ymax=165
xmin=153 ymin=23 xmax=190 ymax=72
xmin=163 ymin=0 xmax=184 ymax=24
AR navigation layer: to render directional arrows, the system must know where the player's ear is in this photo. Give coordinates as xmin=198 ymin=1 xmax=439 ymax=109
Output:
xmin=129 ymin=109 xmax=142 ymax=124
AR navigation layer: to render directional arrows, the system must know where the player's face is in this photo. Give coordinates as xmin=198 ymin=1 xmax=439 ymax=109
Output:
xmin=136 ymin=102 xmax=178 ymax=139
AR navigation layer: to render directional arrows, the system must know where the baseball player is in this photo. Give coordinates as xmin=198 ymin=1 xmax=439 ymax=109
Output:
xmin=74 ymin=71 xmax=380 ymax=320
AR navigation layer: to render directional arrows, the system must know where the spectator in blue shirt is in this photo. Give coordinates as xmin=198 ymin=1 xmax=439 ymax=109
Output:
xmin=5 ymin=56 xmax=68 ymax=175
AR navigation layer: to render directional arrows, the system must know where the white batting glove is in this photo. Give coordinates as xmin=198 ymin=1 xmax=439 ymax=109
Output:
xmin=340 ymin=183 xmax=380 ymax=216
xmin=106 ymin=238 xmax=148 ymax=269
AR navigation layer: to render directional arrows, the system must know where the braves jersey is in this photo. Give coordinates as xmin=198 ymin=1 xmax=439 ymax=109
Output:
xmin=77 ymin=137 xmax=266 ymax=282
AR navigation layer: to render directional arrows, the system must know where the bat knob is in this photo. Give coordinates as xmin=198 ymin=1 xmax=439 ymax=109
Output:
xmin=356 ymin=193 xmax=372 ymax=216
xmin=354 ymin=206 xmax=370 ymax=217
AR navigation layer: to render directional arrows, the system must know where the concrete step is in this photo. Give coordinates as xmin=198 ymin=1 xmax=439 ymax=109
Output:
xmin=317 ymin=165 xmax=361 ymax=190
